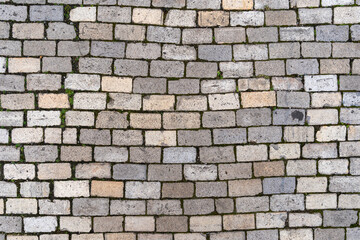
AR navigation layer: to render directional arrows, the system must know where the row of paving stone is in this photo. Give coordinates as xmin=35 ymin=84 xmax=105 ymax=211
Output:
xmin=3 ymin=58 xmax=360 ymax=76
xmin=0 ymin=229 xmax=359 ymax=240
xmin=0 ymin=0 xmax=359 ymax=8
xmin=5 ymin=4 xmax=360 ymax=24
xmin=2 ymin=23 xmax=360 ymax=43
xmin=2 ymin=0 xmax=360 ymax=238
xmin=6 ymin=41 xmax=360 ymax=59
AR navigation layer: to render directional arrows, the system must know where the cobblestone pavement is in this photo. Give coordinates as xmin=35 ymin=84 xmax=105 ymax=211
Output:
xmin=1 ymin=0 xmax=360 ymax=239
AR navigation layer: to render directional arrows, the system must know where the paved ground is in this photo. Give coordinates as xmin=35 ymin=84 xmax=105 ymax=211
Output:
xmin=0 ymin=0 xmax=360 ymax=239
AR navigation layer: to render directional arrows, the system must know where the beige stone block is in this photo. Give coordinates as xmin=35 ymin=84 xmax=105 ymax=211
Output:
xmin=8 ymin=58 xmax=40 ymax=73
xmin=223 ymin=214 xmax=255 ymax=230
xmin=130 ymin=113 xmax=161 ymax=129
xmin=241 ymin=91 xmax=276 ymax=108
xmin=38 ymin=94 xmax=70 ymax=109
xmin=297 ymin=177 xmax=327 ymax=193
xmin=60 ymin=216 xmax=91 ymax=232
xmin=198 ymin=11 xmax=229 ymax=27
xmin=91 ymin=180 xmax=124 ymax=198
xmin=102 ymin=76 xmax=132 ymax=93
xmin=70 ymin=7 xmax=96 ymax=22
xmin=316 ymin=126 xmax=346 ymax=142
xmin=105 ymin=233 xmax=136 ymax=240
xmin=254 ymin=161 xmax=285 ymax=177
xmin=238 ymin=78 xmax=270 ymax=91
xmin=125 ymin=216 xmax=155 ymax=232
xmin=38 ymin=163 xmax=72 ymax=180
xmin=6 ymin=198 xmax=37 ymax=214
xmin=143 ymin=95 xmax=175 ymax=111
xmin=145 ymin=131 xmax=176 ymax=146
xmin=54 ymin=180 xmax=90 ymax=198
xmin=13 ymin=23 xmax=44 ymax=39
xmin=1 ymin=93 xmax=35 ymax=110
xmin=306 ymin=194 xmax=337 ymax=209
xmin=190 ymin=216 xmax=222 ymax=232
xmin=12 ymin=128 xmax=43 ymax=143
xmin=163 ymin=112 xmax=200 ymax=129
xmin=132 ymin=8 xmax=163 ymax=25
xmin=229 ymin=179 xmax=262 ymax=196
xmin=223 ymin=0 xmax=253 ymax=9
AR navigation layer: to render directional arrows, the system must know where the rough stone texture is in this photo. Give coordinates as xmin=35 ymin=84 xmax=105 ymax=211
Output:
xmin=0 ymin=0 xmax=358 ymax=238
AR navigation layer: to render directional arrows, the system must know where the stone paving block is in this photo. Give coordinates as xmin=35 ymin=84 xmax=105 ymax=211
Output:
xmin=280 ymin=27 xmax=314 ymax=41
xmin=256 ymin=212 xmax=287 ymax=228
xmin=0 ymin=0 xmax=359 ymax=237
xmin=27 ymin=74 xmax=61 ymax=91
xmin=60 ymin=216 xmax=91 ymax=232
xmin=42 ymin=57 xmax=72 ymax=73
xmin=269 ymin=42 xmax=300 ymax=59
xmin=314 ymin=229 xmax=345 ymax=240
xmin=263 ymin=177 xmax=296 ymax=194
xmin=302 ymin=42 xmax=332 ymax=58
xmin=321 ymin=59 xmax=350 ymax=74
xmin=247 ymin=27 xmax=278 ymax=42
xmin=0 ymin=41 xmax=21 ymax=56
xmin=266 ymin=10 xmax=297 ymax=26
xmin=98 ymin=6 xmax=131 ymax=23
xmin=79 ymin=23 xmax=113 ymax=40
xmin=255 ymin=0 xmax=289 ymax=9
xmin=299 ymin=8 xmax=332 ymax=24
xmin=209 ymin=93 xmax=240 ymax=110
xmin=0 ymin=5 xmax=27 ymax=21
xmin=190 ymin=216 xmax=222 ymax=232
xmin=198 ymin=11 xmax=229 ymax=27
xmin=0 ymin=22 xmax=9 ymax=39
xmin=273 ymin=109 xmax=305 ymax=125
xmin=147 ymin=26 xmax=181 ymax=44
xmin=13 ymin=23 xmax=44 ymax=39
xmin=287 ymin=59 xmax=319 ymax=75
xmin=165 ymin=10 xmax=196 ymax=27
xmin=115 ymin=24 xmax=146 ymax=41
xmin=70 ymin=7 xmax=96 ymax=22
xmin=8 ymin=58 xmax=40 ymax=73
xmin=24 ymin=217 xmax=57 ymax=233
xmin=307 ymin=194 xmax=337 ymax=210
xmin=46 ymin=23 xmax=76 ymax=40
xmin=234 ymin=44 xmax=268 ymax=60
xmin=255 ymin=60 xmax=285 ymax=76
xmin=230 ymin=11 xmax=264 ymax=26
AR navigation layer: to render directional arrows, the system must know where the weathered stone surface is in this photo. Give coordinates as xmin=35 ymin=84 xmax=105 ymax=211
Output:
xmin=0 ymin=1 xmax=359 ymax=237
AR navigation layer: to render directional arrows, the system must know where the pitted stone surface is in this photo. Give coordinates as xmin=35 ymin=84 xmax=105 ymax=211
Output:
xmin=0 ymin=0 xmax=359 ymax=238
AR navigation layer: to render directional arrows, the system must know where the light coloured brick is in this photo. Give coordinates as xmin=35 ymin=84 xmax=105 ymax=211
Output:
xmin=125 ymin=181 xmax=160 ymax=199
xmin=297 ymin=177 xmax=328 ymax=192
xmin=38 ymin=163 xmax=71 ymax=180
xmin=125 ymin=217 xmax=155 ymax=232
xmin=133 ymin=8 xmax=163 ymax=25
xmin=198 ymin=11 xmax=229 ymax=27
xmin=190 ymin=216 xmax=222 ymax=232
xmin=12 ymin=128 xmax=43 ymax=144
xmin=24 ymin=217 xmax=57 ymax=233
xmin=143 ymin=95 xmax=175 ymax=111
xmin=102 ymin=76 xmax=132 ymax=93
xmin=223 ymin=0 xmax=253 ymax=9
xmin=54 ymin=181 xmax=89 ymax=198
xmin=145 ymin=131 xmax=176 ymax=146
xmin=6 ymin=198 xmax=37 ymax=214
xmin=70 ymin=7 xmax=96 ymax=22
xmin=8 ymin=58 xmax=40 ymax=73
xmin=223 ymin=214 xmax=255 ymax=230
xmin=60 ymin=217 xmax=91 ymax=232
xmin=306 ymin=194 xmax=337 ymax=209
